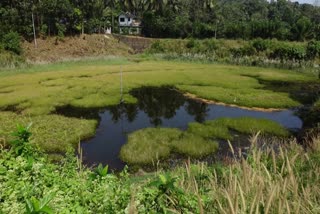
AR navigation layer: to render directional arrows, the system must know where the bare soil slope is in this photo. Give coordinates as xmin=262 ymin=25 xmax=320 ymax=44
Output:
xmin=22 ymin=34 xmax=133 ymax=63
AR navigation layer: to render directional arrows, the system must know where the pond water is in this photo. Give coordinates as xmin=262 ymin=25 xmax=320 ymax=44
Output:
xmin=58 ymin=87 xmax=303 ymax=170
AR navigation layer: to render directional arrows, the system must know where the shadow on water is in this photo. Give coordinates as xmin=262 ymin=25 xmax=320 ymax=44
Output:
xmin=56 ymin=86 xmax=303 ymax=171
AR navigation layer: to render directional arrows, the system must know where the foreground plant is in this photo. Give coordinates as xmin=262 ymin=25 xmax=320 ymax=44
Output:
xmin=26 ymin=193 xmax=55 ymax=214
xmin=9 ymin=123 xmax=33 ymax=156
xmin=1 ymin=125 xmax=319 ymax=213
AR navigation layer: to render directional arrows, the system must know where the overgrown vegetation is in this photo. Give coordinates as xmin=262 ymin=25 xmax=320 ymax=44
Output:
xmin=2 ymin=0 xmax=320 ymax=41
xmin=0 ymin=31 xmax=25 ymax=69
xmin=1 ymin=125 xmax=319 ymax=213
xmin=147 ymin=39 xmax=320 ymax=70
xmin=120 ymin=117 xmax=289 ymax=165
xmin=0 ymin=112 xmax=97 ymax=154
xmin=0 ymin=60 xmax=318 ymax=153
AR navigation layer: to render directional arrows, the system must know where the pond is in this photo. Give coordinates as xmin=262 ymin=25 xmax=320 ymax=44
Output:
xmin=58 ymin=87 xmax=303 ymax=170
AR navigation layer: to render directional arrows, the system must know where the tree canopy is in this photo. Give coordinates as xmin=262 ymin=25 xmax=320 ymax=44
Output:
xmin=1 ymin=0 xmax=320 ymax=41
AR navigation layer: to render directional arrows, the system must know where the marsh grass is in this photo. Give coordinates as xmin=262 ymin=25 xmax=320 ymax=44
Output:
xmin=0 ymin=59 xmax=317 ymax=153
xmin=120 ymin=117 xmax=289 ymax=165
xmin=171 ymin=133 xmax=218 ymax=158
xmin=120 ymin=128 xmax=182 ymax=165
xmin=0 ymin=111 xmax=97 ymax=153
xmin=166 ymin=134 xmax=320 ymax=214
xmin=1 ymin=124 xmax=319 ymax=213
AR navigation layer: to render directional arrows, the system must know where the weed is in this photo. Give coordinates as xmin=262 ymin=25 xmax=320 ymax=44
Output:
xmin=25 ymin=193 xmax=55 ymax=214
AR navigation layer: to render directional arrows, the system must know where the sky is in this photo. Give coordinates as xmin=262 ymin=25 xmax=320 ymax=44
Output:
xmin=296 ymin=0 xmax=315 ymax=4
xmin=268 ymin=0 xmax=315 ymax=4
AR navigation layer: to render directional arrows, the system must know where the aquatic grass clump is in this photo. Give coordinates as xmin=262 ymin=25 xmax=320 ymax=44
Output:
xmin=171 ymin=133 xmax=218 ymax=158
xmin=120 ymin=128 xmax=218 ymax=165
xmin=205 ymin=117 xmax=290 ymax=137
xmin=120 ymin=117 xmax=289 ymax=165
xmin=187 ymin=117 xmax=289 ymax=142
xmin=0 ymin=111 xmax=97 ymax=153
xmin=187 ymin=122 xmax=231 ymax=140
xmin=120 ymin=128 xmax=182 ymax=165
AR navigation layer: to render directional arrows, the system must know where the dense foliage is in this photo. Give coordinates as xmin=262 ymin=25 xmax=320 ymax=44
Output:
xmin=1 ymin=0 xmax=320 ymax=41
xmin=147 ymin=38 xmax=320 ymax=69
xmin=1 ymin=125 xmax=320 ymax=213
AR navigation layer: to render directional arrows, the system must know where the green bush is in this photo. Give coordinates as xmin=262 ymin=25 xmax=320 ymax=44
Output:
xmin=149 ymin=40 xmax=165 ymax=53
xmin=230 ymin=45 xmax=255 ymax=58
xmin=252 ymin=38 xmax=269 ymax=52
xmin=186 ymin=38 xmax=196 ymax=49
xmin=40 ymin=24 xmax=48 ymax=39
xmin=270 ymin=45 xmax=290 ymax=61
xmin=306 ymin=41 xmax=320 ymax=60
xmin=1 ymin=31 xmax=22 ymax=55
xmin=287 ymin=46 xmax=306 ymax=62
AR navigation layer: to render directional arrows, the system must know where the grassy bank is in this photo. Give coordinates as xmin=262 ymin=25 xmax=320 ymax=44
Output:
xmin=120 ymin=117 xmax=289 ymax=165
xmin=0 ymin=59 xmax=318 ymax=153
xmin=0 ymin=111 xmax=97 ymax=153
xmin=1 ymin=126 xmax=319 ymax=213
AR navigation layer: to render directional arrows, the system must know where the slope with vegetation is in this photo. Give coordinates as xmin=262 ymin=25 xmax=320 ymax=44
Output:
xmin=1 ymin=125 xmax=319 ymax=213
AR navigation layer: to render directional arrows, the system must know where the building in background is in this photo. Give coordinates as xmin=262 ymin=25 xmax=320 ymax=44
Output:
xmin=118 ymin=13 xmax=142 ymax=35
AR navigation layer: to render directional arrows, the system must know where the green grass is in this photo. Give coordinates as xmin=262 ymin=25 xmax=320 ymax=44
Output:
xmin=120 ymin=127 xmax=218 ymax=165
xmin=0 ymin=59 xmax=317 ymax=153
xmin=0 ymin=111 xmax=97 ymax=153
xmin=120 ymin=128 xmax=182 ymax=165
xmin=205 ymin=117 xmax=289 ymax=138
xmin=1 ymin=126 xmax=319 ymax=213
xmin=120 ymin=117 xmax=288 ymax=165
xmin=170 ymin=133 xmax=219 ymax=158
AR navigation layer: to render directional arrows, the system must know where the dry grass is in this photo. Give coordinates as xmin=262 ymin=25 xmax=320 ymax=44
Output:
xmin=168 ymin=134 xmax=320 ymax=213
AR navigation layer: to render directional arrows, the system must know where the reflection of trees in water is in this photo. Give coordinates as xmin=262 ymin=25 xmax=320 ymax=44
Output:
xmin=107 ymin=87 xmax=210 ymax=126
xmin=185 ymin=99 xmax=209 ymax=123
xmin=131 ymin=87 xmax=185 ymax=126
xmin=108 ymin=103 xmax=138 ymax=123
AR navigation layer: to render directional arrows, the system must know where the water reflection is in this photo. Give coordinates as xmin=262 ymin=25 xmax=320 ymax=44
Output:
xmin=108 ymin=87 xmax=209 ymax=126
xmin=56 ymin=86 xmax=303 ymax=170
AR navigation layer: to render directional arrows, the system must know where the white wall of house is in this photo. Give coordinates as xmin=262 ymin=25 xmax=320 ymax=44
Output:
xmin=119 ymin=15 xmax=133 ymax=27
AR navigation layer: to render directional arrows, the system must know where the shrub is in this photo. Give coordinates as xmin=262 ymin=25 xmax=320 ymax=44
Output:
xmin=270 ymin=45 xmax=290 ymax=61
xmin=230 ymin=45 xmax=255 ymax=58
xmin=149 ymin=40 xmax=165 ymax=53
xmin=306 ymin=41 xmax=320 ymax=60
xmin=40 ymin=24 xmax=48 ymax=39
xmin=287 ymin=46 xmax=306 ymax=62
xmin=252 ymin=38 xmax=269 ymax=52
xmin=2 ymin=31 xmax=22 ymax=55
xmin=186 ymin=38 xmax=196 ymax=49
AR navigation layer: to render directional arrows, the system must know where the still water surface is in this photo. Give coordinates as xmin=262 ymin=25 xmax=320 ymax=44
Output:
xmin=60 ymin=87 xmax=302 ymax=170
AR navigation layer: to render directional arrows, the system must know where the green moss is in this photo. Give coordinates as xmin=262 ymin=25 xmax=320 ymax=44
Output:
xmin=120 ymin=117 xmax=288 ymax=165
xmin=0 ymin=59 xmax=315 ymax=153
xmin=210 ymin=117 xmax=290 ymax=137
xmin=187 ymin=122 xmax=232 ymax=140
xmin=0 ymin=111 xmax=97 ymax=153
xmin=0 ymin=60 xmax=316 ymax=117
xmin=171 ymin=133 xmax=218 ymax=158
xmin=120 ymin=128 xmax=182 ymax=165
